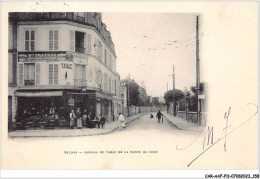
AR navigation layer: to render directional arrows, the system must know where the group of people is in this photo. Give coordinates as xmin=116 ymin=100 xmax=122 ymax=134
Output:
xmin=69 ymin=108 xmax=106 ymax=129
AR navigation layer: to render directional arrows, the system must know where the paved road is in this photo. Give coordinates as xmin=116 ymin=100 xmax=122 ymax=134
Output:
xmin=8 ymin=113 xmax=202 ymax=169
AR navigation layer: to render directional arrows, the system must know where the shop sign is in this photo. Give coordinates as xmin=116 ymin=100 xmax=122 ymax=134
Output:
xmin=18 ymin=51 xmax=72 ymax=62
xmin=68 ymin=98 xmax=74 ymax=106
xmin=15 ymin=91 xmax=63 ymax=97
xmin=62 ymin=63 xmax=73 ymax=69
xmin=74 ymin=58 xmax=88 ymax=65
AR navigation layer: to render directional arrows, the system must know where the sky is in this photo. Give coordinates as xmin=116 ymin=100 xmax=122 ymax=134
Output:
xmin=102 ymin=13 xmax=201 ymax=97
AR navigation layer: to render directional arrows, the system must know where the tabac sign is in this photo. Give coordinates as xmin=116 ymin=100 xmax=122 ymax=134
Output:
xmin=18 ymin=51 xmax=73 ymax=62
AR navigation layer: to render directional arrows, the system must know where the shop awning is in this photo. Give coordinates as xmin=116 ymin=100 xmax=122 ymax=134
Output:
xmin=15 ymin=91 xmax=63 ymax=97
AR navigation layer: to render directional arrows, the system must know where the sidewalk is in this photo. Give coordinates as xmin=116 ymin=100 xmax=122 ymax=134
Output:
xmin=163 ymin=112 xmax=204 ymax=132
xmin=8 ymin=113 xmax=146 ymax=138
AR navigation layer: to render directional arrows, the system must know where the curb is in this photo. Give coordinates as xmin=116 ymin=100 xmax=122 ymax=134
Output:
xmin=163 ymin=113 xmax=204 ymax=132
xmin=8 ymin=114 xmax=147 ymax=138
xmin=163 ymin=115 xmax=183 ymax=130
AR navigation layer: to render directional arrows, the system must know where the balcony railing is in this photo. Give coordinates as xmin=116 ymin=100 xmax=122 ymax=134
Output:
xmin=74 ymin=79 xmax=87 ymax=87
xmin=75 ymin=47 xmax=86 ymax=53
xmin=24 ymin=80 xmax=35 ymax=86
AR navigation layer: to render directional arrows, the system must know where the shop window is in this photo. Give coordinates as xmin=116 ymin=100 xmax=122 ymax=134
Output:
xmin=49 ymin=30 xmax=59 ymax=50
xmin=24 ymin=63 xmax=35 ymax=86
xmin=49 ymin=64 xmax=59 ymax=85
xmin=25 ymin=30 xmax=35 ymax=51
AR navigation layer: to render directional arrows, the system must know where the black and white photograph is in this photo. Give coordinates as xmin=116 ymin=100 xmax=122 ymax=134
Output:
xmin=1 ymin=1 xmax=258 ymax=178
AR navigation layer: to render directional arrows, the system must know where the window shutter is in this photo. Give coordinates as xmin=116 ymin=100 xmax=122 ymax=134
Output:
xmin=31 ymin=30 xmax=35 ymax=51
xmin=54 ymin=64 xmax=58 ymax=84
xmin=25 ymin=31 xmax=29 ymax=51
xmin=70 ymin=30 xmax=75 ymax=51
xmin=87 ymin=34 xmax=91 ymax=54
xmin=49 ymin=64 xmax=53 ymax=84
xmin=18 ymin=63 xmax=23 ymax=85
xmin=54 ymin=30 xmax=59 ymax=50
xmin=35 ymin=63 xmax=40 ymax=85
xmin=49 ymin=30 xmax=53 ymax=50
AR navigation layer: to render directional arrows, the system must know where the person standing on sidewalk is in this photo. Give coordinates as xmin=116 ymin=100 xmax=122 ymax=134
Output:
xmin=75 ymin=108 xmax=82 ymax=129
xmin=69 ymin=109 xmax=76 ymax=129
xmin=82 ymin=109 xmax=88 ymax=128
xmin=156 ymin=110 xmax=163 ymax=123
xmin=118 ymin=113 xmax=125 ymax=130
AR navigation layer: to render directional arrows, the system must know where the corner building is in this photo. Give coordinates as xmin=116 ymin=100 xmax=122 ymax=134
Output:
xmin=11 ymin=12 xmax=121 ymax=129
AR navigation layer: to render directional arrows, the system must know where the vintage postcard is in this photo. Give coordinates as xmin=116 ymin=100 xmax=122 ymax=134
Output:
xmin=1 ymin=1 xmax=258 ymax=176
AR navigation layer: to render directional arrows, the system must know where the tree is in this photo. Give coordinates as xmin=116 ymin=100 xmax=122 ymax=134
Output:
xmin=189 ymin=82 xmax=206 ymax=112
xmin=121 ymin=78 xmax=149 ymax=106
xmin=190 ymin=82 xmax=205 ymax=95
xmin=164 ymin=89 xmax=185 ymax=106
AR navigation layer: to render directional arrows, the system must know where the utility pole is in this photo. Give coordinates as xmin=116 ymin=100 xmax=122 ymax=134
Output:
xmin=172 ymin=65 xmax=175 ymax=90
xmin=127 ymin=74 xmax=130 ymax=116
xmin=172 ymin=65 xmax=176 ymax=116
xmin=196 ymin=15 xmax=200 ymax=125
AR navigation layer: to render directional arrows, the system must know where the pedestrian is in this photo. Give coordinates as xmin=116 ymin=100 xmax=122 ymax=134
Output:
xmin=118 ymin=113 xmax=125 ymax=130
xmin=87 ymin=112 xmax=92 ymax=128
xmin=82 ymin=109 xmax=88 ymax=128
xmin=112 ymin=111 xmax=115 ymax=122
xmin=100 ymin=115 xmax=106 ymax=129
xmin=69 ymin=109 xmax=76 ymax=129
xmin=156 ymin=110 xmax=163 ymax=123
xmin=75 ymin=108 xmax=82 ymax=129
xmin=95 ymin=115 xmax=100 ymax=128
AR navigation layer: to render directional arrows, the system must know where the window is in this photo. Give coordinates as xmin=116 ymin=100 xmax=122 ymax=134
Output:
xmin=70 ymin=30 xmax=75 ymax=51
xmin=97 ymin=41 xmax=102 ymax=60
xmin=75 ymin=31 xmax=85 ymax=53
xmin=115 ymin=80 xmax=117 ymax=95
xmin=76 ymin=12 xmax=85 ymax=22
xmin=77 ymin=12 xmax=85 ymax=18
xmin=49 ymin=30 xmax=59 ymax=50
xmin=25 ymin=30 xmax=35 ymax=51
xmin=87 ymin=34 xmax=91 ymax=54
xmin=24 ymin=63 xmax=35 ymax=85
xmin=109 ymin=78 xmax=111 ymax=92
xmin=109 ymin=54 xmax=112 ymax=69
xmin=49 ymin=64 xmax=58 ymax=84
xmin=75 ymin=65 xmax=86 ymax=86
xmin=104 ymin=49 xmax=107 ymax=66
xmin=104 ymin=74 xmax=108 ymax=91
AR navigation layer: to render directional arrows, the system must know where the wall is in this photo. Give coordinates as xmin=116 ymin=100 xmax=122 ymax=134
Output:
xmin=121 ymin=105 xmax=167 ymax=118
xmin=176 ymin=111 xmax=207 ymax=125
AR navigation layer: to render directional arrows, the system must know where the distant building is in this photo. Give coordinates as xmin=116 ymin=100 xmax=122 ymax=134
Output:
xmin=8 ymin=12 xmax=121 ymax=130
xmin=158 ymin=97 xmax=165 ymax=104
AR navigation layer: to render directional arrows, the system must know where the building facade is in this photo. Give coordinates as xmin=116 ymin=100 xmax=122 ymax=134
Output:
xmin=9 ymin=12 xmax=122 ymax=130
